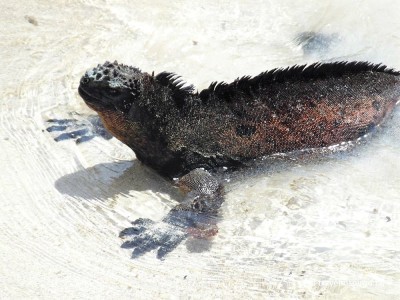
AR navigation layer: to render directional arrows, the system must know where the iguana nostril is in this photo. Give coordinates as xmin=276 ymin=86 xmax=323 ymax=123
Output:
xmin=82 ymin=77 xmax=90 ymax=84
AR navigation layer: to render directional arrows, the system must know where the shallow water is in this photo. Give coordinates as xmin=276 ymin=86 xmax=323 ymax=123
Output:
xmin=1 ymin=0 xmax=400 ymax=298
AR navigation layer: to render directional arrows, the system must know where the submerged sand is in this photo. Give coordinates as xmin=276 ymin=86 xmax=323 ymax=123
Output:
xmin=1 ymin=0 xmax=400 ymax=298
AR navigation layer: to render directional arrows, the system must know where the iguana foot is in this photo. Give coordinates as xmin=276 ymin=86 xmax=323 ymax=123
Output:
xmin=46 ymin=116 xmax=112 ymax=143
xmin=119 ymin=218 xmax=187 ymax=259
xmin=119 ymin=211 xmax=218 ymax=259
xmin=119 ymin=169 xmax=224 ymax=259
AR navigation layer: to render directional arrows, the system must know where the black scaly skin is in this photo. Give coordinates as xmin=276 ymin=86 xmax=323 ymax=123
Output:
xmin=78 ymin=61 xmax=400 ymax=258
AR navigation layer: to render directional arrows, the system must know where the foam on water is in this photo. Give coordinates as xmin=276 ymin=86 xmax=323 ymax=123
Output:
xmin=1 ymin=0 xmax=400 ymax=298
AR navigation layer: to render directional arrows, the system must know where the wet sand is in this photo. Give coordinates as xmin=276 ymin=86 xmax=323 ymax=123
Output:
xmin=1 ymin=0 xmax=400 ymax=298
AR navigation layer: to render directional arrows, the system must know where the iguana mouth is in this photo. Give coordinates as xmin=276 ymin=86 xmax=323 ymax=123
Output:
xmin=78 ymin=85 xmax=114 ymax=111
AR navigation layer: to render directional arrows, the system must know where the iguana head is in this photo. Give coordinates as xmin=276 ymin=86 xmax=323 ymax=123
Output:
xmin=78 ymin=61 xmax=178 ymax=174
xmin=78 ymin=61 xmax=142 ymax=114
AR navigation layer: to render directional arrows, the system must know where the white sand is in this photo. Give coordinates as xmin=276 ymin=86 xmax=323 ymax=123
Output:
xmin=1 ymin=0 xmax=400 ymax=298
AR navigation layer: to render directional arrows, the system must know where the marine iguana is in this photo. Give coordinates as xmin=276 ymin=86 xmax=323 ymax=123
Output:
xmin=78 ymin=61 xmax=400 ymax=259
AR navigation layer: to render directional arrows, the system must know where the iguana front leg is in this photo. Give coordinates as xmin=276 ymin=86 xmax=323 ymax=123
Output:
xmin=119 ymin=169 xmax=224 ymax=259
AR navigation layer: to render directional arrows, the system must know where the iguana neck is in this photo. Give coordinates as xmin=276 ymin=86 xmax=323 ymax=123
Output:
xmin=96 ymin=96 xmax=185 ymax=178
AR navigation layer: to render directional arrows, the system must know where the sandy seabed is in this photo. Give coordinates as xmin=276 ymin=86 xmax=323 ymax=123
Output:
xmin=1 ymin=0 xmax=400 ymax=298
